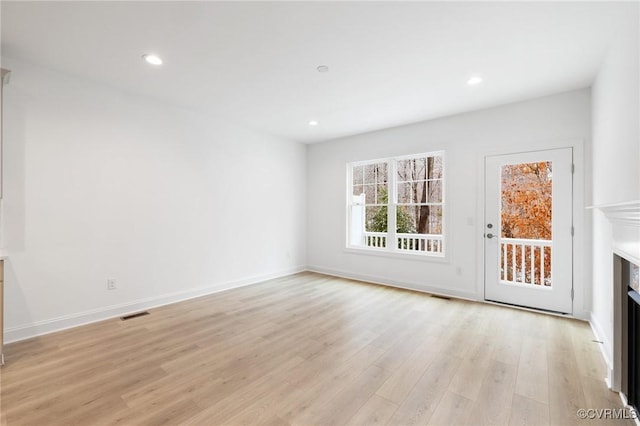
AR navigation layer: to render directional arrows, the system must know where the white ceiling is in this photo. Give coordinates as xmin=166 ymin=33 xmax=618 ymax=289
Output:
xmin=0 ymin=1 xmax=633 ymax=143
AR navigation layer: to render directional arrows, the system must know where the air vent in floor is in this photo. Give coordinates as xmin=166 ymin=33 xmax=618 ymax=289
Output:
xmin=431 ymin=294 xmax=451 ymax=300
xmin=121 ymin=311 xmax=150 ymax=321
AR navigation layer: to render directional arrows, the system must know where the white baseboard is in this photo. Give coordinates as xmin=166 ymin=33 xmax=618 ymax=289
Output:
xmin=306 ymin=265 xmax=478 ymax=301
xmin=573 ymin=309 xmax=591 ymax=321
xmin=4 ymin=265 xmax=306 ymax=344
xmin=4 ymin=264 xmax=596 ymax=347
xmin=589 ymin=312 xmax=614 ymax=388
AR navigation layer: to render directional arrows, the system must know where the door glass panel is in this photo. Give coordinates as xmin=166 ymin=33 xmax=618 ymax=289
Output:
xmin=500 ymin=161 xmax=552 ymax=287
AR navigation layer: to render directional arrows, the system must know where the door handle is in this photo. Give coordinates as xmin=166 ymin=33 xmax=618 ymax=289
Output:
xmin=486 ymin=233 xmax=495 ymax=239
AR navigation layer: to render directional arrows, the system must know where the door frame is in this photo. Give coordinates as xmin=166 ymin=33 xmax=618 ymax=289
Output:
xmin=484 ymin=148 xmax=573 ymax=313
xmin=475 ymin=139 xmax=588 ymax=319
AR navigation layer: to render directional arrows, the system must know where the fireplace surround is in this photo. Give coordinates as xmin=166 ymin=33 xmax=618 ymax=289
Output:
xmin=623 ymin=256 xmax=640 ymax=410
xmin=594 ymin=201 xmax=640 ymax=405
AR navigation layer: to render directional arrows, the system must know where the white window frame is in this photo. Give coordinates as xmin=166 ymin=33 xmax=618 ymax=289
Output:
xmin=346 ymin=151 xmax=446 ymax=259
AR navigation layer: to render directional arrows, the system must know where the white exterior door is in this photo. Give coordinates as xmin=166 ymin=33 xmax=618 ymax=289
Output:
xmin=484 ymin=148 xmax=573 ymax=314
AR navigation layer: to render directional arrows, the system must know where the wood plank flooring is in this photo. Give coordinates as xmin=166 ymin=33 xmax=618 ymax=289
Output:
xmin=0 ymin=272 xmax=632 ymax=425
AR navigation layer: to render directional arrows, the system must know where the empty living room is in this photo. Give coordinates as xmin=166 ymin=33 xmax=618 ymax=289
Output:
xmin=0 ymin=1 xmax=639 ymax=425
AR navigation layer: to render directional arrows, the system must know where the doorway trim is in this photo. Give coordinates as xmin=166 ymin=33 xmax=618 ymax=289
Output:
xmin=475 ymin=139 xmax=588 ymax=319
xmin=484 ymin=148 xmax=573 ymax=313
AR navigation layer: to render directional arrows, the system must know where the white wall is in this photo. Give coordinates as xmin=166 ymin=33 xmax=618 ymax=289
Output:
xmin=1 ymin=57 xmax=307 ymax=342
xmin=307 ymin=90 xmax=591 ymax=315
xmin=590 ymin=4 xmax=640 ymax=374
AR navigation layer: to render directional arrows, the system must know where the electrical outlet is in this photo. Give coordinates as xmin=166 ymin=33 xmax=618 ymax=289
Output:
xmin=107 ymin=279 xmax=117 ymax=291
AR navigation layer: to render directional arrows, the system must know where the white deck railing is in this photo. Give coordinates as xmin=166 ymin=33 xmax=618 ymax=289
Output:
xmin=364 ymin=232 xmax=387 ymax=248
xmin=501 ymin=237 xmax=551 ymax=286
xmin=363 ymin=232 xmax=443 ymax=254
xmin=397 ymin=233 xmax=443 ymax=253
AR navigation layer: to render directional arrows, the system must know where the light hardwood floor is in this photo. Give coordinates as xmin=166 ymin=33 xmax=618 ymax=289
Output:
xmin=0 ymin=272 xmax=632 ymax=425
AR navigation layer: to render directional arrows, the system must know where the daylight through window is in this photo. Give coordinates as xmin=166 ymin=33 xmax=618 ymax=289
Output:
xmin=348 ymin=152 xmax=444 ymax=256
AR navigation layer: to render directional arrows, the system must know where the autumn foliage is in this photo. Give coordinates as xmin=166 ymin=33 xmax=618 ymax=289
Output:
xmin=501 ymin=162 xmax=552 ymax=286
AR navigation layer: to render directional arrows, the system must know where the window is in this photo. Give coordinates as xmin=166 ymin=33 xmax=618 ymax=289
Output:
xmin=347 ymin=152 xmax=444 ymax=256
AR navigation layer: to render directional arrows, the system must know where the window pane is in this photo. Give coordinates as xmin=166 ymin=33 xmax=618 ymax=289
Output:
xmin=428 ymin=205 xmax=443 ymax=234
xmin=397 ymin=160 xmax=408 ymax=182
xmin=501 ymin=162 xmax=552 ymax=240
xmin=397 ymin=158 xmax=427 ymax=182
xmin=397 ymin=182 xmax=413 ymax=204
xmin=397 ymin=181 xmax=428 ymax=204
xmin=430 ymin=156 xmax=443 ymax=179
xmin=364 ymin=163 xmax=386 ymax=184
xmin=415 ymin=181 xmax=427 ymax=203
xmin=353 ymin=165 xmax=364 ymax=185
xmin=352 ymin=184 xmax=364 ymax=197
xmin=364 ymin=185 xmax=376 ymax=205
xmin=397 ymin=204 xmax=442 ymax=234
xmin=365 ymin=205 xmax=388 ymax=232
xmin=428 ymin=180 xmax=442 ymax=203
xmin=396 ymin=205 xmax=417 ymax=233
xmin=415 ymin=158 xmax=427 ymax=180
xmin=364 ymin=164 xmax=375 ymax=184
xmin=377 ymin=163 xmax=389 ymax=184
xmin=376 ymin=184 xmax=388 ymax=204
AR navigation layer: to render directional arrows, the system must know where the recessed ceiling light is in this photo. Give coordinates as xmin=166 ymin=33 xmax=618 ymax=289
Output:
xmin=467 ymin=76 xmax=483 ymax=86
xmin=142 ymin=54 xmax=163 ymax=66
xmin=317 ymin=65 xmax=329 ymax=73
xmin=308 ymin=120 xmax=319 ymax=126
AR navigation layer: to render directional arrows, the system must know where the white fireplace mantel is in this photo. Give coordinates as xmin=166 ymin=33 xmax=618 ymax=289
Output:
xmin=589 ymin=200 xmax=640 ymax=266
xmin=592 ymin=200 xmax=640 ymax=226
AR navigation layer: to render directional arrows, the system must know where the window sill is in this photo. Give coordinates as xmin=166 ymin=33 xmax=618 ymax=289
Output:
xmin=343 ymin=246 xmax=449 ymax=263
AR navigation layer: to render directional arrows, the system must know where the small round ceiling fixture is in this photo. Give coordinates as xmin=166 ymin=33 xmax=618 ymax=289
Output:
xmin=308 ymin=120 xmax=319 ymax=126
xmin=467 ymin=76 xmax=483 ymax=86
xmin=142 ymin=54 xmax=163 ymax=66
xmin=316 ymin=65 xmax=329 ymax=73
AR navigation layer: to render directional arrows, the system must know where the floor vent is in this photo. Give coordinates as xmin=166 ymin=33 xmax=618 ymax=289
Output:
xmin=431 ymin=294 xmax=451 ymax=300
xmin=121 ymin=311 xmax=150 ymax=321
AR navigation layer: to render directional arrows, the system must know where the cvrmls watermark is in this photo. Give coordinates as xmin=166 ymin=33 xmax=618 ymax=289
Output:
xmin=576 ymin=408 xmax=638 ymax=420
